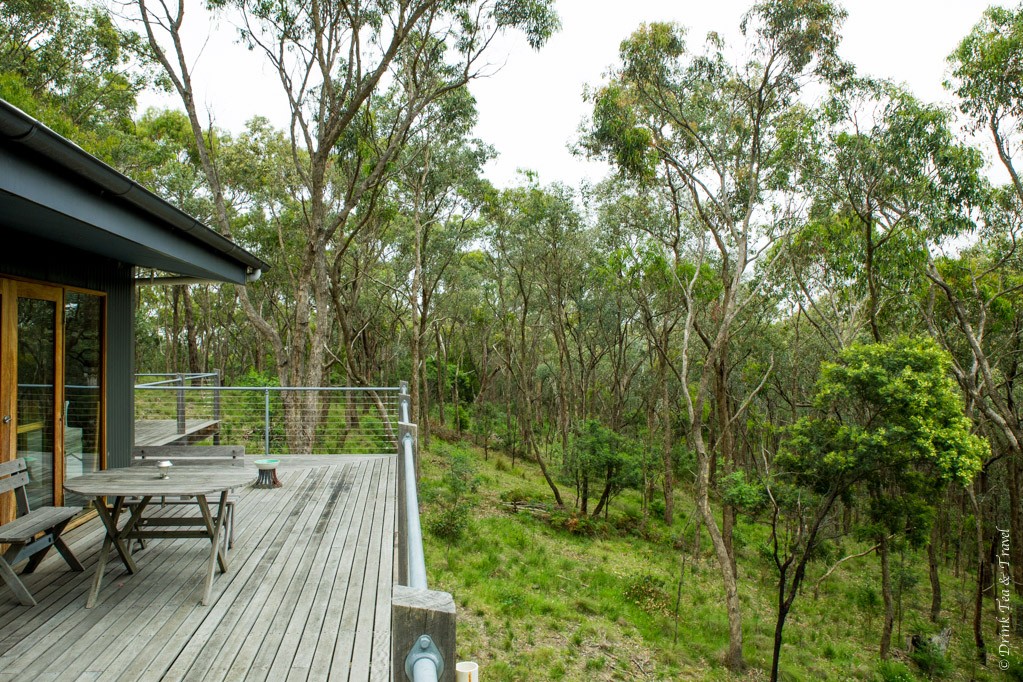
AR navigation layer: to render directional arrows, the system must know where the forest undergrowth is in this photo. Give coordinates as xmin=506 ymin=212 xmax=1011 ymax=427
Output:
xmin=419 ymin=434 xmax=1017 ymax=682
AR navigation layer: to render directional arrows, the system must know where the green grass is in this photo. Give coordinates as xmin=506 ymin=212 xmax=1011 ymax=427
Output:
xmin=419 ymin=435 xmax=1005 ymax=682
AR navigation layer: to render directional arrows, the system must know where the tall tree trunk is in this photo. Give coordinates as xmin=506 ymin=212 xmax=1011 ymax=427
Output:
xmin=453 ymin=354 xmax=462 ymax=438
xmin=526 ymin=423 xmax=563 ymax=507
xmin=928 ymin=516 xmax=942 ymax=623
xmin=182 ymin=286 xmax=200 ymax=373
xmin=879 ymin=533 xmax=895 ymax=659
xmin=410 ymin=147 xmax=428 ymax=439
xmin=170 ymin=286 xmax=180 ymax=372
xmin=716 ymin=355 xmax=737 ymax=578
xmin=505 ymin=389 xmax=514 ymax=468
xmin=659 ymin=343 xmax=674 ymax=525
xmin=1010 ymin=456 xmax=1023 ymax=597
xmin=865 ymin=220 xmax=882 ymax=343
xmin=968 ymin=484 xmax=988 ymax=663
xmin=591 ymin=473 xmax=613 ymax=518
xmin=436 ymin=325 xmax=446 ymax=427
xmin=580 ymin=473 xmax=588 ymax=515
xmin=694 ymin=425 xmax=744 ymax=671
xmin=771 ymin=600 xmax=791 ymax=682
xmin=420 ymin=359 xmax=431 ymax=446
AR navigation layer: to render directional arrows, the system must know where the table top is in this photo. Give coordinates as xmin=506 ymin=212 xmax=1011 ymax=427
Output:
xmin=64 ymin=466 xmax=257 ymax=497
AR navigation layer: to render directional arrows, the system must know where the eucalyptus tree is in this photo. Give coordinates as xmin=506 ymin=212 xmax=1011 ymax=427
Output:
xmin=806 ymin=78 xmax=985 ymax=652
xmin=389 ymin=88 xmax=492 ymax=438
xmin=597 ymin=183 xmax=690 ymax=525
xmin=129 ymin=0 xmax=557 ymax=451
xmin=810 ymin=79 xmax=983 ymax=343
xmin=923 ymin=193 xmax=1023 ymax=659
xmin=0 ymin=0 xmax=155 ymax=143
xmin=484 ymin=180 xmax=586 ymax=507
xmin=584 ymin=0 xmax=846 ymax=669
xmin=938 ymin=6 xmax=1023 ymax=612
xmin=507 ymin=181 xmax=590 ymax=465
xmin=949 ymin=4 xmax=1023 ymax=205
xmin=582 ymin=198 xmax=647 ymax=436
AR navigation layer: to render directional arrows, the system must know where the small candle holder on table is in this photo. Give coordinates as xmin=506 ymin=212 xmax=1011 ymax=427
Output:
xmin=254 ymin=459 xmax=281 ymax=488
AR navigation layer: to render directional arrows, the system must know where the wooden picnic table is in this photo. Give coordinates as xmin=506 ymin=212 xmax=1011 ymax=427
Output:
xmin=64 ymin=466 xmax=256 ymax=608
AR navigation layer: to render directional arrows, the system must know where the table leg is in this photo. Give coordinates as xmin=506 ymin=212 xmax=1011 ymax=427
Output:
xmin=87 ymin=496 xmax=118 ymax=608
xmin=86 ymin=496 xmax=149 ymax=608
xmin=111 ymin=497 xmax=149 ymax=572
xmin=196 ymin=492 xmax=229 ymax=606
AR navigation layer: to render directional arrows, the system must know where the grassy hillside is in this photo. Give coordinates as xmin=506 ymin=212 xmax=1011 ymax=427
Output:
xmin=417 ymin=435 xmax=1013 ymax=681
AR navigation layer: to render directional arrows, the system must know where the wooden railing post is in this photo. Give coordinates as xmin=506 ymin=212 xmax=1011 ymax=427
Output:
xmin=391 ymin=585 xmax=455 ymax=682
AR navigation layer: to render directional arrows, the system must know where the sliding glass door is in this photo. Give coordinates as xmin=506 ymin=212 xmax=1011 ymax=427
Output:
xmin=0 ymin=278 xmax=104 ymax=508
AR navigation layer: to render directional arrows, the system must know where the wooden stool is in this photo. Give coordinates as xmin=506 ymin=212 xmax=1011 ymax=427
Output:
xmin=254 ymin=459 xmax=281 ymax=488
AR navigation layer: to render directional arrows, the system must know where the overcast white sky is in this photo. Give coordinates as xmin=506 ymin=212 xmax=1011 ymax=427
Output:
xmin=140 ymin=0 xmax=999 ymax=189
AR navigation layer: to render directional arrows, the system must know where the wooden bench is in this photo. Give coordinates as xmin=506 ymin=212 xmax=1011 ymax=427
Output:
xmin=129 ymin=446 xmax=245 ymax=548
xmin=0 ymin=459 xmax=83 ymax=606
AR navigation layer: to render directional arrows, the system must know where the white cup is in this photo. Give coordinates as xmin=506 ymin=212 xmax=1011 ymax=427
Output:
xmin=455 ymin=661 xmax=479 ymax=682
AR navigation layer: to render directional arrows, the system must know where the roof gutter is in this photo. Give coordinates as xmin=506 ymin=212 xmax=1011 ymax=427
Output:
xmin=135 ymin=269 xmax=262 ymax=287
xmin=0 ymin=99 xmax=270 ymax=276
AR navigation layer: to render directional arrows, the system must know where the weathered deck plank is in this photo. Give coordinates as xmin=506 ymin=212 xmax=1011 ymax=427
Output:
xmin=0 ymin=455 xmax=395 ymax=682
xmin=305 ymin=458 xmax=382 ymax=682
xmin=107 ymin=469 xmax=320 ymax=682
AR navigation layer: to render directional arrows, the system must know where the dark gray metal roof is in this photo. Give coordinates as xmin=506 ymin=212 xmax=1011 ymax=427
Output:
xmin=0 ymin=99 xmax=270 ymax=284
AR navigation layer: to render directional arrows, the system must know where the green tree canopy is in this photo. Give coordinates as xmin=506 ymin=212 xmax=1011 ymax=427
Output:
xmin=784 ymin=336 xmax=986 ymax=490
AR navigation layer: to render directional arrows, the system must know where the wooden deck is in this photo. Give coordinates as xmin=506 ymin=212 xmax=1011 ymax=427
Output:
xmin=0 ymin=455 xmax=396 ymax=681
xmin=134 ymin=420 xmax=221 ymax=447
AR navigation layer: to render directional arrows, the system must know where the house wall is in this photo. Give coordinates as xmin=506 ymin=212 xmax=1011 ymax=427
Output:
xmin=2 ymin=230 xmax=135 ymax=469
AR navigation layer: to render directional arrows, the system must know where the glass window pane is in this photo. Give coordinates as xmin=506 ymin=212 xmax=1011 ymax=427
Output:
xmin=64 ymin=292 xmax=103 ymax=506
xmin=18 ymin=297 xmax=56 ymax=508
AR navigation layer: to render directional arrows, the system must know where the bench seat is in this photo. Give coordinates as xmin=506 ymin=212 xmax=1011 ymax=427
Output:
xmin=0 ymin=506 xmax=81 ymax=544
xmin=0 ymin=459 xmax=84 ymax=606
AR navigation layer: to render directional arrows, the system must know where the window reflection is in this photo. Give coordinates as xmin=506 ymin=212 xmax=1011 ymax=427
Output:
xmin=17 ymin=297 xmax=56 ymax=508
xmin=64 ymin=292 xmax=103 ymax=506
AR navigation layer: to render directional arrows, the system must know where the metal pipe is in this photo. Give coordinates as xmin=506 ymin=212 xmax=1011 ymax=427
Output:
xmin=412 ymin=657 xmax=440 ymax=682
xmin=403 ymin=430 xmax=428 ymax=590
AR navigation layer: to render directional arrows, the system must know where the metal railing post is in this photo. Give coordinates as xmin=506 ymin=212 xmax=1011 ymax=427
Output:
xmin=264 ymin=387 xmax=271 ymax=456
xmin=399 ymin=380 xmax=410 ymax=424
xmin=213 ymin=370 xmax=222 ymax=446
xmin=175 ymin=374 xmax=186 ymax=435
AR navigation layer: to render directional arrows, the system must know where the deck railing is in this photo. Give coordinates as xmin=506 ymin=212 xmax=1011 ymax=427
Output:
xmin=393 ymin=383 xmax=456 ymax=682
xmin=134 ymin=374 xmax=401 ymax=455
xmin=134 ymin=376 xmax=457 ymax=679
